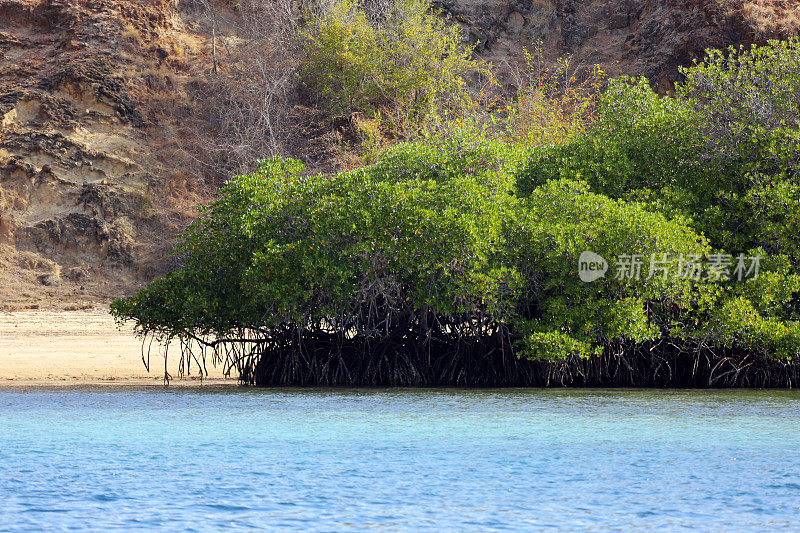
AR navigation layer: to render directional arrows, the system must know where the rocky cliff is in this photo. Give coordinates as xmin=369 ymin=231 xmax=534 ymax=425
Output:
xmin=0 ymin=0 xmax=210 ymax=308
xmin=0 ymin=0 xmax=796 ymax=309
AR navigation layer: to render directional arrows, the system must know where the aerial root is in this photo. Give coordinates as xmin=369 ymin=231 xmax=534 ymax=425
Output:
xmin=143 ymin=323 xmax=800 ymax=387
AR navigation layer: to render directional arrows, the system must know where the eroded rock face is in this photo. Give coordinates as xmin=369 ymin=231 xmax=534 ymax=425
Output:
xmin=0 ymin=0 xmax=207 ymax=308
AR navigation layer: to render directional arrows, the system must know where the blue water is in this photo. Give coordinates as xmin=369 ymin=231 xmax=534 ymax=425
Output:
xmin=1 ymin=388 xmax=799 ymax=531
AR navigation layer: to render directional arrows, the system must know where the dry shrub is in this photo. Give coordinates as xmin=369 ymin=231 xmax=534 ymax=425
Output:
xmin=120 ymin=23 xmax=141 ymax=43
xmin=741 ymin=0 xmax=800 ymax=38
xmin=173 ymin=1 xmax=604 ymax=175
xmin=343 ymin=42 xmax=602 ymax=163
xmin=502 ymin=46 xmax=603 ymax=147
xmin=175 ymin=0 xmax=306 ymax=181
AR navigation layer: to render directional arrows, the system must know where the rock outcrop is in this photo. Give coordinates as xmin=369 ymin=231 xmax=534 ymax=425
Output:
xmin=0 ymin=0 xmax=209 ymax=308
xmin=442 ymin=0 xmax=797 ymax=90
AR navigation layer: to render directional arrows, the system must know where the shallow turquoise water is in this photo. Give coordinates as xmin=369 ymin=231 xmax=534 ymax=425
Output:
xmin=1 ymin=388 xmax=799 ymax=531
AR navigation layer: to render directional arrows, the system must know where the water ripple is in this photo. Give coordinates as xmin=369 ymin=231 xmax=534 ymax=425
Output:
xmin=0 ymin=387 xmax=799 ymax=531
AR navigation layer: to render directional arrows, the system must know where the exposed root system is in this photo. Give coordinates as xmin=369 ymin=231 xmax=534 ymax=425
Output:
xmin=156 ymin=320 xmax=800 ymax=387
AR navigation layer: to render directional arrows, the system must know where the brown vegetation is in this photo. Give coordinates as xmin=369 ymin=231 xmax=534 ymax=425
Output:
xmin=740 ymin=0 xmax=800 ymax=38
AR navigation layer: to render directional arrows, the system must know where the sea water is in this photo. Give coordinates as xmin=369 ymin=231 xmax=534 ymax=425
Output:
xmin=0 ymin=387 xmax=799 ymax=531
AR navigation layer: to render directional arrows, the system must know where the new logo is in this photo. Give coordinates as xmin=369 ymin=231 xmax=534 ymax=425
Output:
xmin=578 ymin=251 xmax=608 ymax=282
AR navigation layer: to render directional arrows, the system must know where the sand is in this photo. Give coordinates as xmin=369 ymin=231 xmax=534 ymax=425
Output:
xmin=0 ymin=308 xmax=236 ymax=386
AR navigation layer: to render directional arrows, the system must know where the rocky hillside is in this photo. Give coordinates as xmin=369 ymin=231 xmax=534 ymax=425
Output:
xmin=0 ymin=0 xmax=211 ymax=309
xmin=445 ymin=0 xmax=799 ymax=90
xmin=0 ymin=0 xmax=796 ymax=310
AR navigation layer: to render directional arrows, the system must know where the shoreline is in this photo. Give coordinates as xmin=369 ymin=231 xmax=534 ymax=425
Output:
xmin=0 ymin=308 xmax=235 ymax=386
xmin=0 ymin=378 xmax=240 ymax=388
xmin=2 ymin=309 xmax=797 ymax=389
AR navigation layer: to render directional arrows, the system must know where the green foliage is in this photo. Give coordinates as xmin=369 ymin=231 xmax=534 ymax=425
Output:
xmin=516 ymin=77 xmax=710 ymax=201
xmin=113 ymin=145 xmax=714 ymax=363
xmin=114 ymin=40 xmax=800 ymax=370
xmin=505 ymin=179 xmax=708 ymax=360
xmin=300 ymin=0 xmax=484 ymax=121
xmin=678 ymin=39 xmax=800 ymax=261
xmin=113 ymin=139 xmax=517 ymax=341
xmin=678 ymin=39 xmax=800 ymax=172
xmin=711 ymin=296 xmax=800 ymax=361
xmin=514 ymin=40 xmax=800 ymax=361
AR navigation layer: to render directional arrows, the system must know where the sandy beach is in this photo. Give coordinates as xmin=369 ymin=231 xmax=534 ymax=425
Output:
xmin=0 ymin=309 xmax=234 ymax=386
